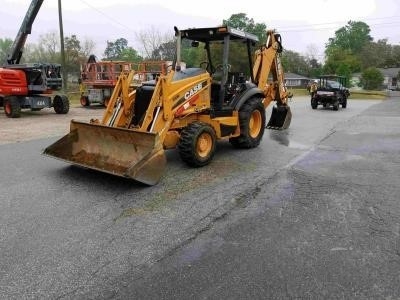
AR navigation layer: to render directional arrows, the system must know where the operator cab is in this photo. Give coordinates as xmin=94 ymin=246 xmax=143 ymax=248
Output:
xmin=133 ymin=26 xmax=260 ymax=125
xmin=174 ymin=26 xmax=260 ymax=114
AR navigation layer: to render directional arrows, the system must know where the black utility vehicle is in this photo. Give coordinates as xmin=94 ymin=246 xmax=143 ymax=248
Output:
xmin=311 ymin=75 xmax=350 ymax=111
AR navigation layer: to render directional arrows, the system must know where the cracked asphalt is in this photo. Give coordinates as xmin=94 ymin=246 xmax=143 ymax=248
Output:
xmin=116 ymin=98 xmax=400 ymax=299
xmin=1 ymin=96 xmax=399 ymax=299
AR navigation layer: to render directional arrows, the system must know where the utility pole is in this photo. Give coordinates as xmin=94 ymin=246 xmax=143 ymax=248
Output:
xmin=58 ymin=0 xmax=67 ymax=91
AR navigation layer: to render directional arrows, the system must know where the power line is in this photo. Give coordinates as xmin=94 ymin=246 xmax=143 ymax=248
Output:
xmin=77 ymin=0 xmax=400 ymax=39
xmin=279 ymin=21 xmax=400 ymax=33
xmin=277 ymin=15 xmax=400 ymax=30
xmin=74 ymin=0 xmax=400 ymax=57
xmin=78 ymin=0 xmax=136 ymax=33
xmin=280 ymin=25 xmax=400 ymax=34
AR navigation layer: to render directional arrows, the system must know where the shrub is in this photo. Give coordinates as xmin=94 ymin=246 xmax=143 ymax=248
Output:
xmin=360 ymin=67 xmax=384 ymax=90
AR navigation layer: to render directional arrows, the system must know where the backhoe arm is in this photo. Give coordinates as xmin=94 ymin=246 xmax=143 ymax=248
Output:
xmin=253 ymin=30 xmax=291 ymax=109
xmin=253 ymin=30 xmax=292 ymax=129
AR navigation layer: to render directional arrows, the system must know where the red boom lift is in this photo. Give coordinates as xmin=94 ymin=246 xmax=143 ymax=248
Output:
xmin=0 ymin=0 xmax=69 ymax=118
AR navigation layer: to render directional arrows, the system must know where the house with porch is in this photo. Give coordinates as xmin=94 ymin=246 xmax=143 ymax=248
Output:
xmin=284 ymin=72 xmax=310 ymax=89
xmin=380 ymin=67 xmax=400 ymax=90
xmin=351 ymin=67 xmax=400 ymax=90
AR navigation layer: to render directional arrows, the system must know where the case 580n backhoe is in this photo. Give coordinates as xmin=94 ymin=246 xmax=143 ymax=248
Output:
xmin=44 ymin=26 xmax=291 ymax=185
xmin=0 ymin=0 xmax=69 ymax=118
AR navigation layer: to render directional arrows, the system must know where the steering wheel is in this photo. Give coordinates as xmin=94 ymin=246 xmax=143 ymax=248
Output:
xmin=214 ymin=64 xmax=231 ymax=73
xmin=199 ymin=61 xmax=209 ymax=70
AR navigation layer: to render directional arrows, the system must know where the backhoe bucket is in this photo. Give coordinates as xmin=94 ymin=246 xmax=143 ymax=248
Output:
xmin=43 ymin=120 xmax=166 ymax=185
xmin=266 ymin=105 xmax=292 ymax=130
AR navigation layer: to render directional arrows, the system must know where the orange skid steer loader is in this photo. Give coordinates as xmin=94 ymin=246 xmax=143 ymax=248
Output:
xmin=43 ymin=26 xmax=291 ymax=185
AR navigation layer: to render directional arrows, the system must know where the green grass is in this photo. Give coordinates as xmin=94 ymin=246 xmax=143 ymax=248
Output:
xmin=66 ymin=91 xmax=81 ymax=106
xmin=65 ymin=83 xmax=82 ymax=106
xmin=349 ymin=90 xmax=387 ymax=99
xmin=52 ymin=84 xmax=82 ymax=107
xmin=288 ymin=88 xmax=309 ymax=96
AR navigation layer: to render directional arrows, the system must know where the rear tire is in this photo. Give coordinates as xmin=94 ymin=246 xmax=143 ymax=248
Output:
xmin=53 ymin=95 xmax=69 ymax=114
xmin=229 ymin=97 xmax=265 ymax=148
xmin=178 ymin=122 xmax=217 ymax=167
xmin=80 ymin=95 xmax=90 ymax=107
xmin=4 ymin=96 xmax=21 ymax=118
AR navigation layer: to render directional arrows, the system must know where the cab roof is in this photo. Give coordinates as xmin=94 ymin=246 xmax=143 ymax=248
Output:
xmin=179 ymin=26 xmax=259 ymax=43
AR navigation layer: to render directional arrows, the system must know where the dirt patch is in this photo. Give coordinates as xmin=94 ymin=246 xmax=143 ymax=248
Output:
xmin=0 ymin=105 xmax=105 ymax=145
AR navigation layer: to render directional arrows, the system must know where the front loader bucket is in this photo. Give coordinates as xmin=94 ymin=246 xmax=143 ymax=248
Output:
xmin=266 ymin=105 xmax=292 ymax=130
xmin=43 ymin=120 xmax=166 ymax=185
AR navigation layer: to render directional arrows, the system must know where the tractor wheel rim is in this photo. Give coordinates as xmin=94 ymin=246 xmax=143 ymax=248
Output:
xmin=249 ymin=110 xmax=262 ymax=138
xmin=197 ymin=132 xmax=212 ymax=158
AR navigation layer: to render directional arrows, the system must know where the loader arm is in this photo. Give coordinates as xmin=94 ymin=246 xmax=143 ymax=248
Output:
xmin=44 ymin=69 xmax=168 ymax=186
xmin=100 ymin=70 xmax=136 ymax=128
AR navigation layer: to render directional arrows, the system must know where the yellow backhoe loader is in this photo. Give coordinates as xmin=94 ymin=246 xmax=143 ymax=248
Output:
xmin=43 ymin=26 xmax=291 ymax=185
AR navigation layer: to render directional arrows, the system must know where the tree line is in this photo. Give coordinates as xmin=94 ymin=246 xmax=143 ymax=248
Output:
xmin=1 ymin=13 xmax=397 ymax=90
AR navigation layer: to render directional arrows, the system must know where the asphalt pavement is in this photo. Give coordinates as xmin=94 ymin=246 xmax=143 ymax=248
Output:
xmin=1 ymin=96 xmax=398 ymax=299
xmin=115 ymin=97 xmax=400 ymax=299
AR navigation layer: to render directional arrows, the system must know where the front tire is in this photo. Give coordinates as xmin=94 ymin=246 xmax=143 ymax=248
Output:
xmin=342 ymin=97 xmax=347 ymax=108
xmin=53 ymin=95 xmax=69 ymax=114
xmin=229 ymin=97 xmax=265 ymax=148
xmin=311 ymin=97 xmax=318 ymax=109
xmin=333 ymin=100 xmax=339 ymax=111
xmin=4 ymin=96 xmax=21 ymax=118
xmin=178 ymin=122 xmax=217 ymax=167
